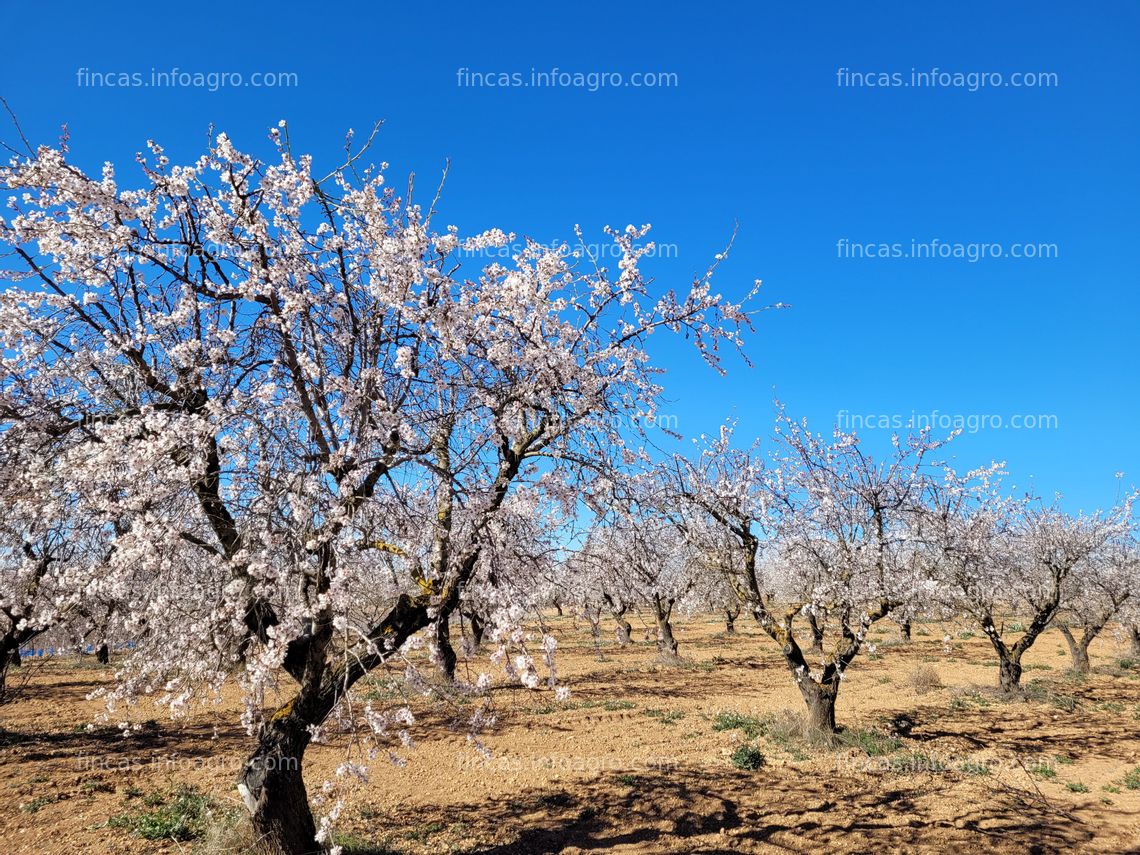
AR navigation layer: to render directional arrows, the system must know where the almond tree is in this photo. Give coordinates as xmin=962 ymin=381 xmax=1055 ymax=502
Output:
xmin=1056 ymin=534 xmax=1137 ymax=672
xmin=0 ymin=127 xmax=749 ymax=854
xmin=926 ymin=467 xmax=1134 ymax=691
xmin=666 ymin=414 xmax=940 ymax=733
xmin=575 ymin=496 xmax=698 ymax=660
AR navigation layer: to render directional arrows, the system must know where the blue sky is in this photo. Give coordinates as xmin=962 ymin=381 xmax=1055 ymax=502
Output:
xmin=1 ymin=1 xmax=1136 ymax=512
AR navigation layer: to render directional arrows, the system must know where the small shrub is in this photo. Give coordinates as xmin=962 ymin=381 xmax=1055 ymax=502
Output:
xmin=1123 ymin=766 xmax=1140 ymax=790
xmin=20 ymin=795 xmax=56 ymax=814
xmin=1027 ymin=761 xmax=1056 ymax=779
xmin=907 ymin=665 xmax=943 ymax=695
xmin=643 ymin=708 xmax=685 ymax=725
xmin=1066 ymin=782 xmax=1090 ymax=793
xmin=730 ymin=745 xmax=765 ymax=770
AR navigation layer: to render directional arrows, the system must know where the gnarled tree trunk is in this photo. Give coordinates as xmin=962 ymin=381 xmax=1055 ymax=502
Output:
xmin=1131 ymin=625 xmax=1140 ymax=658
xmin=725 ymin=606 xmax=740 ymax=635
xmin=434 ymin=616 xmax=457 ymax=682
xmin=238 ymin=714 xmax=316 ymax=855
xmin=897 ymin=619 xmax=911 ymax=642
xmin=653 ymin=595 xmax=679 ymax=660
xmin=466 ymin=610 xmax=486 ymax=650
xmin=1057 ymin=624 xmax=1092 ymax=673
xmin=603 ymin=594 xmax=632 ymax=646
xmin=998 ymin=652 xmax=1023 ymax=692
xmin=96 ymin=643 xmax=110 ymax=665
xmin=805 ymin=611 xmax=825 ymax=654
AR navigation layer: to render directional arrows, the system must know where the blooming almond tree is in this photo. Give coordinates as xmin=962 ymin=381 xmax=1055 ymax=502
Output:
xmin=1055 ymin=532 xmax=1137 ymax=672
xmin=574 ymin=487 xmax=699 ymax=660
xmin=0 ymin=126 xmax=750 ymax=854
xmin=665 ymin=413 xmax=942 ymax=733
xmin=926 ymin=467 xmax=1135 ymax=692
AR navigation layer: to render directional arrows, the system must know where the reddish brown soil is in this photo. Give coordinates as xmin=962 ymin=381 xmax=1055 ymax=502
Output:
xmin=1 ymin=617 xmax=1138 ymax=854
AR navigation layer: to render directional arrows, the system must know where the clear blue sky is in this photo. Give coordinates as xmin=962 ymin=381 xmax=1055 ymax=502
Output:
xmin=1 ymin=1 xmax=1136 ymax=512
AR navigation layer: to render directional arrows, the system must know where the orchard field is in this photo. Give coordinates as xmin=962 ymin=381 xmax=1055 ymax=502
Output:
xmin=2 ymin=615 xmax=1139 ymax=855
xmin=2 ymin=12 xmax=1139 ymax=853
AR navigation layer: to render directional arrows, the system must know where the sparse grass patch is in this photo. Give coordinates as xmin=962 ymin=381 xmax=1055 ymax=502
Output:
xmin=1066 ymin=782 xmax=1090 ymax=793
xmin=20 ymin=795 xmax=56 ymax=814
xmin=602 ymin=699 xmax=635 ymax=711
xmin=1123 ymin=766 xmax=1140 ymax=790
xmin=404 ymin=820 xmax=446 ymax=843
xmin=959 ymin=760 xmax=992 ymax=776
xmin=837 ymin=727 xmax=902 ymax=757
xmin=1027 ymin=761 xmax=1057 ymax=779
xmin=106 ymin=785 xmax=215 ymax=841
xmin=642 ymin=708 xmax=685 ymax=725
xmin=712 ymin=711 xmax=764 ymax=739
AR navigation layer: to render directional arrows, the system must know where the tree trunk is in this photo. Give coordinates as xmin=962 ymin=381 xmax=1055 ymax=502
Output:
xmin=468 ymin=611 xmax=486 ymax=650
xmin=238 ymin=717 xmax=317 ymax=855
xmin=434 ymin=616 xmax=457 ymax=681
xmin=803 ymin=681 xmax=837 ymax=733
xmin=614 ymin=617 xmax=632 ymax=646
xmin=806 ymin=611 xmax=825 ymax=654
xmin=898 ymin=619 xmax=912 ymax=642
xmin=998 ymin=653 xmax=1023 ymax=692
xmin=656 ymin=617 xmax=678 ymax=659
xmin=1131 ymin=625 xmax=1140 ymax=658
xmin=96 ymin=643 xmax=110 ymax=665
xmin=784 ymin=648 xmax=839 ymax=734
xmin=654 ymin=599 xmax=679 ymax=660
xmin=1057 ymin=624 xmax=1091 ymax=673
xmin=724 ymin=605 xmax=740 ymax=635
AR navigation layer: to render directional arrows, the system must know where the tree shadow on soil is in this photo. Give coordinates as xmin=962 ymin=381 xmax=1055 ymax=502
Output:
xmin=350 ymin=764 xmax=1097 ymax=855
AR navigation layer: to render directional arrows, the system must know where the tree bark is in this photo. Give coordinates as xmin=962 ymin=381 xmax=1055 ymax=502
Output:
xmin=725 ymin=606 xmax=740 ymax=635
xmin=897 ymin=619 xmax=912 ymax=642
xmin=467 ymin=611 xmax=486 ymax=650
xmin=96 ymin=643 xmax=110 ymax=665
xmin=1131 ymin=625 xmax=1140 ymax=658
xmin=653 ymin=597 xmax=679 ymax=660
xmin=781 ymin=640 xmax=840 ymax=734
xmin=998 ymin=653 xmax=1023 ymax=692
xmin=1057 ymin=624 xmax=1093 ymax=673
xmin=805 ymin=611 xmax=825 ymax=654
xmin=603 ymin=596 xmax=632 ymax=646
xmin=802 ymin=680 xmax=837 ymax=733
xmin=434 ymin=616 xmax=457 ymax=681
xmin=238 ymin=715 xmax=316 ymax=855
xmin=614 ymin=617 xmax=632 ymax=646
